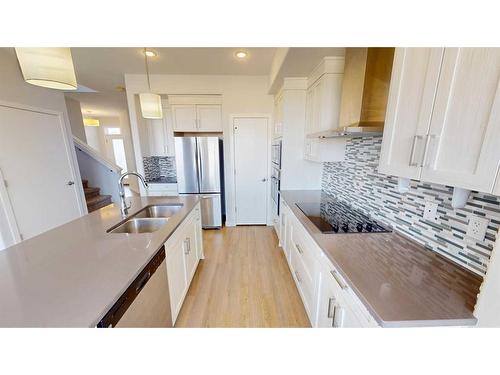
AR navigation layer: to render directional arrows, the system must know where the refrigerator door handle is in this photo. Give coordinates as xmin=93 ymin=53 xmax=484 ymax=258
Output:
xmin=196 ymin=138 xmax=203 ymax=192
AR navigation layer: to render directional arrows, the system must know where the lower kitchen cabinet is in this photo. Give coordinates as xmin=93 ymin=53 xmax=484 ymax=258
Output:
xmin=278 ymin=203 xmax=378 ymax=328
xmin=165 ymin=203 xmax=203 ymax=324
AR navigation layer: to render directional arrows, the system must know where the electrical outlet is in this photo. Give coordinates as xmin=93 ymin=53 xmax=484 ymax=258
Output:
xmin=466 ymin=215 xmax=489 ymax=241
xmin=423 ymin=201 xmax=438 ymax=221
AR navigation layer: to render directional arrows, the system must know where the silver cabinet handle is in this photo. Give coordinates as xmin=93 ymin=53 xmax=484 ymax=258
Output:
xmin=421 ymin=134 xmax=436 ymax=167
xmin=67 ymin=181 xmax=75 ymax=186
xmin=332 ymin=305 xmax=338 ymax=328
xmin=327 ymin=297 xmax=336 ymax=319
xmin=409 ymin=135 xmax=423 ymax=167
xmin=295 ymin=243 xmax=303 ymax=254
xmin=184 ymin=238 xmax=191 ymax=254
xmin=294 ymin=270 xmax=302 ymax=283
xmin=330 ymin=270 xmax=348 ymax=290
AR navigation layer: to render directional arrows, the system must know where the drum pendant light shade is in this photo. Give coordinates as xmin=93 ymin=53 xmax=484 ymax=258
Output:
xmin=139 ymin=47 xmax=163 ymax=119
xmin=15 ymin=48 xmax=78 ymax=90
xmin=139 ymin=93 xmax=163 ymax=119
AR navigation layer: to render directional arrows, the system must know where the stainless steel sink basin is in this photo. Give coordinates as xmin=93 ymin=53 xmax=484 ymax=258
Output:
xmin=133 ymin=204 xmax=183 ymax=219
xmin=108 ymin=218 xmax=169 ymax=234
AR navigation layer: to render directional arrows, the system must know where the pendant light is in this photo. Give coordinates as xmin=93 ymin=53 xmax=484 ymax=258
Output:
xmin=15 ymin=48 xmax=78 ymax=90
xmin=83 ymin=118 xmax=100 ymax=127
xmin=139 ymin=48 xmax=163 ymax=119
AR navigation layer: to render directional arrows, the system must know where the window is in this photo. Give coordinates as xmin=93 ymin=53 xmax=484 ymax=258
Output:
xmin=104 ymin=127 xmax=121 ymax=135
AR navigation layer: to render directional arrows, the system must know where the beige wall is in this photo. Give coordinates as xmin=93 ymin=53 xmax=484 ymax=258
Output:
xmin=124 ymin=74 xmax=274 ymax=225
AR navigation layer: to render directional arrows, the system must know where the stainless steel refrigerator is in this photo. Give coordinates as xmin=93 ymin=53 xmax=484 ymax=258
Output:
xmin=175 ymin=136 xmax=224 ymax=228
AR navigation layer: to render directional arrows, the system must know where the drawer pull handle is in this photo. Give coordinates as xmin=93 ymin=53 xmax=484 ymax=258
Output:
xmin=327 ymin=297 xmax=336 ymax=319
xmin=184 ymin=238 xmax=191 ymax=254
xmin=330 ymin=270 xmax=348 ymax=290
xmin=295 ymin=243 xmax=303 ymax=254
xmin=294 ymin=271 xmax=302 ymax=283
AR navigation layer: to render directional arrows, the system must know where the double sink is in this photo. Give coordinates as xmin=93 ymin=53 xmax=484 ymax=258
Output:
xmin=107 ymin=204 xmax=183 ymax=234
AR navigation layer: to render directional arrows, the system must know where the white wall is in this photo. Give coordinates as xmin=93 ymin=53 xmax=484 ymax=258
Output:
xmin=475 ymin=238 xmax=500 ymax=326
xmin=124 ymin=74 xmax=274 ymax=226
xmin=0 ymin=48 xmax=86 ymax=247
xmin=65 ymin=97 xmax=87 ymax=142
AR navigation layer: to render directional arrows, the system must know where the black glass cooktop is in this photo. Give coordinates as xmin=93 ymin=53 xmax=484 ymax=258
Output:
xmin=296 ymin=196 xmax=391 ymax=234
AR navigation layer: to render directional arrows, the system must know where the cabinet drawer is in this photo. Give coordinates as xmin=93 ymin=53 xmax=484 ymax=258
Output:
xmin=291 ymin=246 xmax=316 ymax=321
xmin=291 ymin=222 xmax=321 ymax=279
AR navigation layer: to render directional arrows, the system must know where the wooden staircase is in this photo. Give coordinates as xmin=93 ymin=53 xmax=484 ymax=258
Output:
xmin=82 ymin=179 xmax=113 ymax=213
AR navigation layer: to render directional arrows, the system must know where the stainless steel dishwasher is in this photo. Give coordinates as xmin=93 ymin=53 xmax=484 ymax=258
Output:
xmin=97 ymin=247 xmax=173 ymax=328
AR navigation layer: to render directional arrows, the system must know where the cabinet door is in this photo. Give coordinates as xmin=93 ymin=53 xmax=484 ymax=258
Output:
xmin=165 ymin=238 xmax=188 ymax=323
xmin=172 ymin=104 xmax=197 ymax=132
xmin=183 ymin=218 xmax=200 ymax=284
xmin=197 ymin=105 xmax=222 ymax=132
xmin=379 ymin=48 xmax=444 ymax=179
xmin=421 ymin=48 xmax=500 ymax=192
xmin=147 ymin=118 xmax=168 ymax=156
xmin=316 ymin=271 xmax=340 ymax=328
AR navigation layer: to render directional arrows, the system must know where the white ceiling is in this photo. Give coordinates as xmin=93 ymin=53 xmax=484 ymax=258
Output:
xmin=65 ymin=47 xmax=344 ymax=117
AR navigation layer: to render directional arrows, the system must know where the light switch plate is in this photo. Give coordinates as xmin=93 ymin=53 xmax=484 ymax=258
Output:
xmin=466 ymin=215 xmax=489 ymax=241
xmin=423 ymin=201 xmax=438 ymax=221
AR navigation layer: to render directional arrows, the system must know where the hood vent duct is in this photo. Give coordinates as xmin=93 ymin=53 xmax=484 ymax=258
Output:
xmin=317 ymin=48 xmax=394 ymax=138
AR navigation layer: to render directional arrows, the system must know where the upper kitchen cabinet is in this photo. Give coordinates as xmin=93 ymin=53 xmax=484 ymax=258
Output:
xmin=144 ymin=101 xmax=175 ymax=157
xmin=196 ymin=105 xmax=222 ymax=132
xmin=379 ymin=48 xmax=444 ymax=179
xmin=273 ymin=91 xmax=283 ymax=138
xmin=170 ymin=95 xmax=223 ymax=132
xmin=171 ymin=104 xmax=197 ymax=132
xmin=304 ymin=57 xmax=344 ymax=136
xmin=380 ymin=48 xmax=500 ymax=194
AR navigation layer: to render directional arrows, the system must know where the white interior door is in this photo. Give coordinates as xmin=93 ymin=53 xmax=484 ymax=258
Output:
xmin=0 ymin=104 xmax=81 ymax=241
xmin=233 ymin=117 xmax=269 ymax=224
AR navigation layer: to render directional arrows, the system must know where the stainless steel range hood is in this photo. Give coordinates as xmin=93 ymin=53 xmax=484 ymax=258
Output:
xmin=311 ymin=48 xmax=394 ymax=139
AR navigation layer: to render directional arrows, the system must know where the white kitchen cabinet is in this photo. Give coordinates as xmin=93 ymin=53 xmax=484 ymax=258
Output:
xmin=304 ymin=57 xmax=344 ymax=136
xmin=196 ymin=104 xmax=222 ymax=132
xmin=316 ymin=263 xmax=364 ymax=328
xmin=379 ymin=48 xmax=500 ymax=194
xmin=283 ymin=202 xmax=378 ymax=328
xmin=420 ymin=48 xmax=500 ymax=192
xmin=172 ymin=104 xmax=197 ymax=132
xmin=165 ymin=203 xmax=203 ymax=324
xmin=165 ymin=235 xmax=187 ymax=324
xmin=146 ymin=105 xmax=176 ymax=157
xmin=379 ymin=48 xmax=444 ymax=179
xmin=172 ymin=103 xmax=223 ymax=132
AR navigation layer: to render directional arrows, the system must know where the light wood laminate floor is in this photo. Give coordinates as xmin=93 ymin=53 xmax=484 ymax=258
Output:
xmin=175 ymin=226 xmax=310 ymax=327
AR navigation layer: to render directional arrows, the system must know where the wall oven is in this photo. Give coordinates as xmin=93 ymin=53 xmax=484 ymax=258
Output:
xmin=271 ymin=139 xmax=282 ymax=169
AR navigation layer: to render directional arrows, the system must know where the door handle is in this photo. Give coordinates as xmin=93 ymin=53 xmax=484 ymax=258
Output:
xmin=261 ymin=178 xmax=267 ymax=182
xmin=67 ymin=181 xmax=75 ymax=186
xmin=327 ymin=297 xmax=336 ymax=319
xmin=408 ymin=135 xmax=423 ymax=167
xmin=330 ymin=270 xmax=348 ymax=290
xmin=421 ymin=134 xmax=436 ymax=168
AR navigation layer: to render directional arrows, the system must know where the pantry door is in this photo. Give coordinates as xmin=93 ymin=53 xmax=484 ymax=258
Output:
xmin=0 ymin=103 xmax=82 ymax=243
xmin=233 ymin=117 xmax=269 ymax=225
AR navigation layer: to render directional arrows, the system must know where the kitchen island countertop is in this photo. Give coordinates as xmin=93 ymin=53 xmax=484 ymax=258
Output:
xmin=0 ymin=195 xmax=199 ymax=327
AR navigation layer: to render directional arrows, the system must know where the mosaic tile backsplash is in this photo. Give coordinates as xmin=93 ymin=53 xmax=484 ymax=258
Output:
xmin=143 ymin=156 xmax=177 ymax=183
xmin=321 ymin=136 xmax=500 ymax=276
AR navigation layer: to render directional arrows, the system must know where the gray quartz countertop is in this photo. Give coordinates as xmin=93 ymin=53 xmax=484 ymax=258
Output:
xmin=0 ymin=195 xmax=199 ymax=327
xmin=280 ymin=190 xmax=482 ymax=327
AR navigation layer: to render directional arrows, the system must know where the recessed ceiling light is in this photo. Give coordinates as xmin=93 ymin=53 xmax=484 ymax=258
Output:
xmin=235 ymin=51 xmax=248 ymax=59
xmin=143 ymin=49 xmax=157 ymax=57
